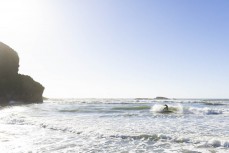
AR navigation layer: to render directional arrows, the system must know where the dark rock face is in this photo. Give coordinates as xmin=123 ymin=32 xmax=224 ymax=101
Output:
xmin=0 ymin=42 xmax=44 ymax=105
xmin=0 ymin=42 xmax=19 ymax=77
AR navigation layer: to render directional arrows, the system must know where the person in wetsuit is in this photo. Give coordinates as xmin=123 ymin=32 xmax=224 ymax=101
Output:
xmin=163 ymin=104 xmax=169 ymax=111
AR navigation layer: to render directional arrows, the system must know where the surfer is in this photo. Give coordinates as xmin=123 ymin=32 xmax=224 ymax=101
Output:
xmin=163 ymin=104 xmax=169 ymax=111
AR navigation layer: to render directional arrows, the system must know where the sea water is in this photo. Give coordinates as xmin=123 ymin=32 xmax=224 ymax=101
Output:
xmin=0 ymin=99 xmax=228 ymax=153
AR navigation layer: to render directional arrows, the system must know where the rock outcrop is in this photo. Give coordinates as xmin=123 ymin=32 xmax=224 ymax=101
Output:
xmin=0 ymin=42 xmax=44 ymax=106
xmin=155 ymin=97 xmax=169 ymax=100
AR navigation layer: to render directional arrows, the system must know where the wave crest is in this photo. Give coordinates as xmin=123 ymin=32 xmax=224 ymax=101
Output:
xmin=151 ymin=104 xmax=183 ymax=113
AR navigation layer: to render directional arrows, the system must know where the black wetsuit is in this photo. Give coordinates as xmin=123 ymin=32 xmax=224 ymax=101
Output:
xmin=163 ymin=105 xmax=169 ymax=111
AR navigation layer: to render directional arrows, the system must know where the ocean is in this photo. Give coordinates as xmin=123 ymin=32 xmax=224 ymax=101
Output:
xmin=0 ymin=98 xmax=228 ymax=153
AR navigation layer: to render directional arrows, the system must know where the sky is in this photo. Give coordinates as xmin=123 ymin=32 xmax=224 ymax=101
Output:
xmin=0 ymin=0 xmax=229 ymax=98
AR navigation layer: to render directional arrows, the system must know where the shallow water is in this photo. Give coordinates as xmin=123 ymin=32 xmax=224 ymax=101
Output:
xmin=0 ymin=99 xmax=228 ymax=153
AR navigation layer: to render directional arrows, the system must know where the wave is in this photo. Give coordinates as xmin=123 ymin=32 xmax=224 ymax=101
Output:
xmin=202 ymin=102 xmax=226 ymax=106
xmin=46 ymin=98 xmax=148 ymax=104
xmin=1 ymin=111 xmax=229 ymax=150
xmin=110 ymin=133 xmax=171 ymax=141
xmin=58 ymin=108 xmax=121 ymax=113
xmin=46 ymin=98 xmax=203 ymax=104
xmin=112 ymin=106 xmax=151 ymax=111
xmin=206 ymin=139 xmax=229 ymax=147
xmin=151 ymin=104 xmax=224 ymax=115
xmin=151 ymin=104 xmax=183 ymax=114
xmin=2 ymin=115 xmax=83 ymax=135
xmin=185 ymin=107 xmax=223 ymax=115
xmin=109 ymin=133 xmax=229 ymax=148
xmin=58 ymin=109 xmax=81 ymax=113
xmin=38 ymin=122 xmax=82 ymax=134
xmin=5 ymin=114 xmax=229 ymax=149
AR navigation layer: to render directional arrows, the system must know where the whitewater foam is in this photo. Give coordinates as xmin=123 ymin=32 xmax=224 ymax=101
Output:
xmin=151 ymin=104 xmax=183 ymax=113
xmin=186 ymin=107 xmax=223 ymax=115
xmin=0 ymin=99 xmax=228 ymax=153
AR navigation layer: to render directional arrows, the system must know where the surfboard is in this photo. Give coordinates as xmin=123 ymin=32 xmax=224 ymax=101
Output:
xmin=162 ymin=110 xmax=173 ymax=113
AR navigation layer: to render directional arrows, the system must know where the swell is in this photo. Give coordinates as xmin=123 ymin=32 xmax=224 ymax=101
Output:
xmin=202 ymin=102 xmax=227 ymax=106
xmin=58 ymin=109 xmax=80 ymax=113
xmin=112 ymin=106 xmax=151 ymax=111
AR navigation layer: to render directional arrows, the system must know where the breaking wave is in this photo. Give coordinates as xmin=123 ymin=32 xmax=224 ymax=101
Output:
xmin=151 ymin=104 xmax=224 ymax=115
xmin=185 ymin=107 xmax=223 ymax=115
xmin=151 ymin=104 xmax=183 ymax=113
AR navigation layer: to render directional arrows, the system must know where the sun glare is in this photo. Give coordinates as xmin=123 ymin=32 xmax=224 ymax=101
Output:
xmin=0 ymin=0 xmax=43 ymax=44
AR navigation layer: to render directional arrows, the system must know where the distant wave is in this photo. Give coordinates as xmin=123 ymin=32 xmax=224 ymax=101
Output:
xmin=46 ymin=98 xmax=146 ymax=104
xmin=58 ymin=109 xmax=81 ymax=113
xmin=201 ymin=102 xmax=227 ymax=106
xmin=112 ymin=106 xmax=151 ymax=111
xmin=45 ymin=98 xmax=196 ymax=104
xmin=58 ymin=109 xmax=118 ymax=114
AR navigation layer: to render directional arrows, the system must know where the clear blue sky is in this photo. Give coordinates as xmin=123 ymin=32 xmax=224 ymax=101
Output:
xmin=1 ymin=0 xmax=229 ymax=98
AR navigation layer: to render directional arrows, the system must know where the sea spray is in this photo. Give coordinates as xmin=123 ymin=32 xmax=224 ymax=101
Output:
xmin=150 ymin=104 xmax=183 ymax=113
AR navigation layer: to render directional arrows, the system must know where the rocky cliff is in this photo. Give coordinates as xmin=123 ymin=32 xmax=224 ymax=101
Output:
xmin=0 ymin=42 xmax=44 ymax=105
